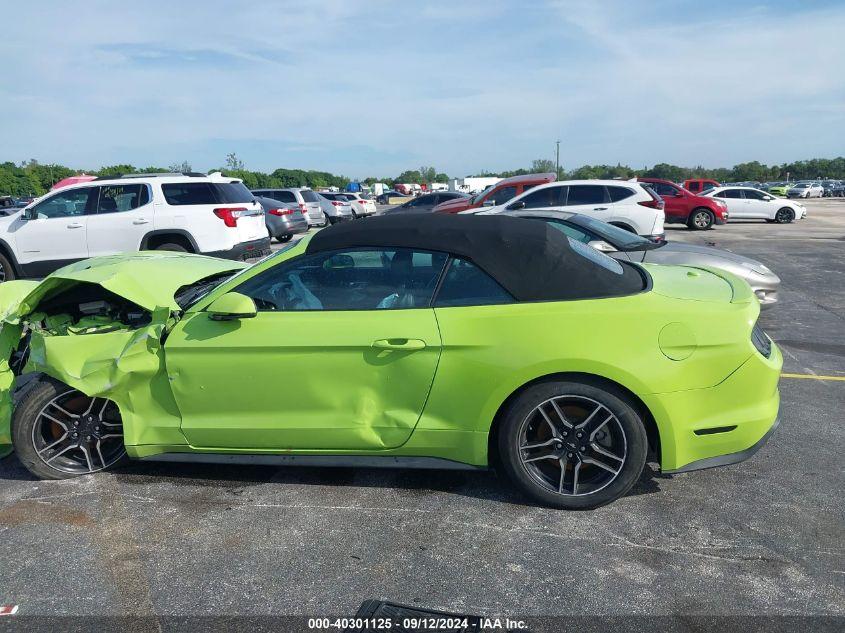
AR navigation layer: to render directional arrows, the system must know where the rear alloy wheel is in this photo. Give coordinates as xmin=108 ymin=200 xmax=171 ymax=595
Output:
xmin=498 ymin=381 xmax=647 ymax=509
xmin=0 ymin=252 xmax=16 ymax=282
xmin=775 ymin=208 xmax=795 ymax=224
xmin=12 ymin=377 xmax=125 ymax=480
xmin=688 ymin=209 xmax=714 ymax=230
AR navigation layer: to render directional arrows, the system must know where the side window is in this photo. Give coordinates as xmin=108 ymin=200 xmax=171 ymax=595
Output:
xmin=235 ymin=248 xmax=448 ymax=311
xmin=434 ymin=258 xmax=514 ymax=308
xmin=161 ymin=183 xmax=217 ymax=205
xmin=521 ymin=183 xmax=537 ymax=193
xmin=96 ymin=184 xmax=146 ymax=214
xmin=566 ymin=185 xmax=608 ymax=206
xmin=300 ymin=190 xmax=319 ymax=203
xmin=31 ymin=187 xmax=94 ymax=219
xmin=607 ymin=186 xmax=636 ymax=202
xmin=543 ymin=219 xmax=593 ymax=243
xmin=489 ymin=186 xmax=517 ymax=205
xmin=648 ymin=183 xmax=677 ymax=197
xmin=275 ymin=191 xmax=296 ymax=203
xmin=720 ymin=189 xmax=743 ymax=199
xmin=517 ymin=186 xmax=565 ymax=209
xmin=743 ymin=189 xmax=765 ymax=200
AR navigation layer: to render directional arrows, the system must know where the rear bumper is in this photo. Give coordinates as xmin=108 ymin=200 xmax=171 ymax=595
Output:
xmin=203 ymin=237 xmax=272 ymax=261
xmin=644 ymin=341 xmax=782 ymax=473
xmin=266 ymin=217 xmax=308 ymax=238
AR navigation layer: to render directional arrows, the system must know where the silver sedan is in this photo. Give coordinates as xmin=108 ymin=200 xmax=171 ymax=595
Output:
xmin=506 ymin=209 xmax=781 ymax=307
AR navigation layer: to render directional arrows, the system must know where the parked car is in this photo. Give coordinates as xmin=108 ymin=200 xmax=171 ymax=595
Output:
xmin=434 ymin=173 xmax=557 ymax=214
xmin=786 ymin=182 xmax=823 ymax=199
xmin=316 ymin=192 xmax=355 ymax=223
xmin=767 ymin=183 xmax=792 ymax=197
xmin=337 ymin=192 xmax=377 ymax=217
xmin=821 ymin=181 xmax=840 ymax=197
xmin=683 ymin=179 xmax=721 ymax=194
xmin=637 ymin=178 xmax=728 ymax=229
xmin=254 ymin=195 xmax=309 ymax=242
xmin=503 ymin=210 xmax=781 ymax=307
xmin=383 ymin=192 xmax=469 ymax=214
xmin=831 ymin=182 xmax=845 ymax=197
xmin=0 ymin=214 xmax=781 ymax=510
xmin=483 ymin=180 xmax=665 ymax=239
xmin=0 ymin=173 xmax=270 ymax=282
xmin=376 ymin=190 xmax=408 ymax=205
xmin=702 ymin=187 xmax=806 ymax=223
xmin=252 ymin=188 xmax=326 ymax=227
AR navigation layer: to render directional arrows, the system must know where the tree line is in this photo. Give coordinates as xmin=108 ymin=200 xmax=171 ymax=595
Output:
xmin=2 ymin=156 xmax=843 ymax=197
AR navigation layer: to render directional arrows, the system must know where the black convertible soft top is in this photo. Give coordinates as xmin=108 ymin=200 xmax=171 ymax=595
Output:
xmin=306 ymin=214 xmax=646 ymax=302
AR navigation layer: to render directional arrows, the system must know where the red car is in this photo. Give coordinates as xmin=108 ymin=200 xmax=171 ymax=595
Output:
xmin=638 ymin=177 xmax=728 ymax=230
xmin=683 ymin=178 xmax=720 ymax=194
xmin=433 ymin=172 xmax=556 ymax=214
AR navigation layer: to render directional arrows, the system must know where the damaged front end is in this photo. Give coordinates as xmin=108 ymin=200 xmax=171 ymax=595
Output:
xmin=0 ymin=252 xmax=246 ymax=459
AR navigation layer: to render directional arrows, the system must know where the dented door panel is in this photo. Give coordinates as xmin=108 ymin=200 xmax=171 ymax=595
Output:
xmin=164 ymin=309 xmax=442 ymax=450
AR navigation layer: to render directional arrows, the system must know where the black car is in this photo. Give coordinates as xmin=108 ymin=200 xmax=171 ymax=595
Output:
xmin=382 ymin=191 xmax=470 ymax=215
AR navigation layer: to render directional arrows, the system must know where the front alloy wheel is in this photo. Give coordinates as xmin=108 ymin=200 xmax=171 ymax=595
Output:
xmin=498 ymin=380 xmax=647 ymax=509
xmin=12 ymin=376 xmax=125 ymax=479
xmin=775 ymin=208 xmax=795 ymax=224
xmin=689 ymin=209 xmax=714 ymax=230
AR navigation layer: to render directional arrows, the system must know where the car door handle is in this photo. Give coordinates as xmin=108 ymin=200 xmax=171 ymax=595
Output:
xmin=372 ymin=338 xmax=426 ymax=350
xmin=593 ymin=207 xmax=608 ymax=211
xmin=133 ymin=218 xmax=150 ymax=225
xmin=66 ymin=222 xmax=83 ymax=229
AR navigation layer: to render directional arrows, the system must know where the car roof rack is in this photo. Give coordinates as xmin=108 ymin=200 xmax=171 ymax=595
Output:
xmin=94 ymin=172 xmax=208 ymax=180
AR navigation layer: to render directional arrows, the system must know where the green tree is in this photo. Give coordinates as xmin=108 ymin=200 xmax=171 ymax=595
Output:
xmin=168 ymin=160 xmax=192 ymax=173
xmin=225 ymin=153 xmax=245 ymax=171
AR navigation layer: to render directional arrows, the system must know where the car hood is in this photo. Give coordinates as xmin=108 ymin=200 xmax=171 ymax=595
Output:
xmin=5 ymin=252 xmax=247 ymax=320
xmin=643 ymin=242 xmax=772 ymax=275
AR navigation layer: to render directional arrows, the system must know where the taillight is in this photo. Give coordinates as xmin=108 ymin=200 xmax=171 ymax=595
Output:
xmin=638 ymin=195 xmax=665 ymax=210
xmin=213 ymin=207 xmax=248 ymax=227
xmin=331 ymin=201 xmax=343 ymax=207
xmin=299 ymin=203 xmax=307 ymax=212
xmin=268 ymin=208 xmax=294 ymax=216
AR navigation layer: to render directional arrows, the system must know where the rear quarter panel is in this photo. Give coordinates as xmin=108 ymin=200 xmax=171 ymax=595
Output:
xmin=410 ymin=293 xmax=758 ymax=465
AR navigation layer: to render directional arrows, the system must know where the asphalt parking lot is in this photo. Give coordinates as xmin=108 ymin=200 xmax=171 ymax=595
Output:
xmin=0 ymin=200 xmax=843 ymax=625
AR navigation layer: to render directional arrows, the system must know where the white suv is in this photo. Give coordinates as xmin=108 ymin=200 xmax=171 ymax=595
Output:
xmin=481 ymin=180 xmax=665 ymax=238
xmin=0 ymin=172 xmax=270 ymax=282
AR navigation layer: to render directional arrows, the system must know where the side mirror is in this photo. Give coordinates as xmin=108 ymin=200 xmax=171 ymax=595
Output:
xmin=207 ymin=292 xmax=257 ymax=321
xmin=482 ymin=199 xmax=496 ymax=207
xmin=22 ymin=208 xmax=37 ymax=220
xmin=508 ymin=200 xmax=526 ymax=210
xmin=588 ymin=240 xmax=617 ymax=253
xmin=763 ymin=195 xmax=773 ymax=201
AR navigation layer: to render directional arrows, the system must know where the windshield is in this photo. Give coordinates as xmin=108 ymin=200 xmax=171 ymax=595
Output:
xmin=573 ymin=215 xmax=661 ymax=251
xmin=470 ymin=184 xmax=496 ymax=205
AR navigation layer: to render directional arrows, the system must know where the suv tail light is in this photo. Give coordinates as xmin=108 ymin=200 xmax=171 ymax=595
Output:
xmin=331 ymin=201 xmax=343 ymax=207
xmin=268 ymin=208 xmax=294 ymax=216
xmin=213 ymin=207 xmax=249 ymax=228
xmin=299 ymin=203 xmax=308 ymax=213
xmin=638 ymin=188 xmax=665 ymax=210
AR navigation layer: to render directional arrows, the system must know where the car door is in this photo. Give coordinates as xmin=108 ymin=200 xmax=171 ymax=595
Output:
xmin=164 ymin=247 xmax=448 ymax=451
xmin=506 ymin=184 xmax=566 ymax=212
xmin=715 ymin=189 xmax=748 ymax=217
xmin=14 ymin=186 xmax=94 ymax=272
xmin=740 ymin=189 xmax=773 ymax=218
xmin=647 ymin=182 xmax=685 ymax=223
xmin=563 ymin=184 xmax=613 ymax=223
xmin=86 ymin=183 xmax=153 ymax=256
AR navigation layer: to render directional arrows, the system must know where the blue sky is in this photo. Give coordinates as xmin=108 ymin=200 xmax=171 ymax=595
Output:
xmin=1 ymin=0 xmax=843 ymax=178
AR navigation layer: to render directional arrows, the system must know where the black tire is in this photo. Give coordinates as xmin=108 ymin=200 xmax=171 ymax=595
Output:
xmin=323 ymin=213 xmax=332 ymax=227
xmin=277 ymin=234 xmax=292 ymax=243
xmin=497 ymin=379 xmax=648 ymax=510
xmin=12 ymin=375 xmax=126 ymax=480
xmin=687 ymin=208 xmax=714 ymax=230
xmin=155 ymin=242 xmax=188 ymax=252
xmin=0 ymin=251 xmax=16 ymax=283
xmin=775 ymin=207 xmax=795 ymax=224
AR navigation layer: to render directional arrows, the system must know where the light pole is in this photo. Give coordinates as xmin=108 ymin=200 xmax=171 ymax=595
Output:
xmin=555 ymin=140 xmax=560 ymax=177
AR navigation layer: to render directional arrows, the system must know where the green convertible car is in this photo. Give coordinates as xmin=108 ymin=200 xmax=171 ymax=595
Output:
xmin=0 ymin=214 xmax=781 ymax=509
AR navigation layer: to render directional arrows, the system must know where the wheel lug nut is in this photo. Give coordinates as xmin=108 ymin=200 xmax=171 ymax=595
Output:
xmin=567 ymin=452 xmax=573 ymax=458
xmin=576 ymin=432 xmax=583 ymax=438
xmin=562 ymin=431 xmax=568 ymax=437
xmin=580 ymin=446 xmax=586 ymax=452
